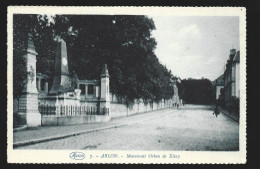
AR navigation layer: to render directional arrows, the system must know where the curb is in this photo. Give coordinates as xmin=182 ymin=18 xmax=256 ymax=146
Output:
xmin=13 ymin=109 xmax=175 ymax=148
xmin=219 ymin=109 xmax=239 ymax=123
xmin=209 ymin=105 xmax=239 ymax=123
xmin=13 ymin=125 xmax=27 ymax=132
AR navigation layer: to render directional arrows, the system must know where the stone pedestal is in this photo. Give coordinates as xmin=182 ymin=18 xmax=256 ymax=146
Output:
xmin=19 ymin=98 xmax=41 ymax=127
xmin=18 ymin=93 xmax=41 ymax=126
xmin=45 ymin=92 xmax=81 ymax=106
xmin=41 ymin=90 xmax=81 ymax=116
xmin=100 ymin=101 xmax=110 ymax=115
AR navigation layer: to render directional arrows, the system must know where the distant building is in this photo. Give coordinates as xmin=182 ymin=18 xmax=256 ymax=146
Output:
xmin=223 ymin=49 xmax=240 ymax=104
xmin=213 ymin=74 xmax=224 ymax=100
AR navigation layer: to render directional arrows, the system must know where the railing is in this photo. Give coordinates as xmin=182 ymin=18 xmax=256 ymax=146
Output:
xmin=39 ymin=104 xmax=109 ymax=116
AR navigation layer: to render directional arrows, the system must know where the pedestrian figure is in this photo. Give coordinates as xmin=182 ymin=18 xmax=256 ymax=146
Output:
xmin=177 ymin=104 xmax=179 ymax=109
xmin=213 ymin=106 xmax=220 ymax=117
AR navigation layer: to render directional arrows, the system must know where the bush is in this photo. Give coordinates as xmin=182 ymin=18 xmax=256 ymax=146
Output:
xmin=226 ymin=96 xmax=240 ymax=115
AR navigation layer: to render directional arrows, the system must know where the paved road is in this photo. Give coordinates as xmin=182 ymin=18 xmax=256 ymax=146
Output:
xmin=17 ymin=105 xmax=239 ymax=151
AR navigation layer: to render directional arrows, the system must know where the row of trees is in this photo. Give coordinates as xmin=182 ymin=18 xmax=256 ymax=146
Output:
xmin=179 ymin=78 xmax=214 ymax=105
xmin=13 ymin=14 xmax=175 ymax=106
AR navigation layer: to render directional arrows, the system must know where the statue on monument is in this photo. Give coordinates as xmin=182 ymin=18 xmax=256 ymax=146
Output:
xmin=70 ymin=70 xmax=79 ymax=90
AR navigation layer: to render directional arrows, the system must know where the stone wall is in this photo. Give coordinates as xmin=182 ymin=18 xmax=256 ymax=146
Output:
xmin=41 ymin=115 xmax=110 ymax=126
xmin=110 ymin=99 xmax=172 ymax=118
xmin=80 ymin=101 xmax=98 ymax=107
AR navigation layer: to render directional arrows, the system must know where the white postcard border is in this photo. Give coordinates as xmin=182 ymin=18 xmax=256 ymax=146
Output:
xmin=7 ymin=6 xmax=247 ymax=164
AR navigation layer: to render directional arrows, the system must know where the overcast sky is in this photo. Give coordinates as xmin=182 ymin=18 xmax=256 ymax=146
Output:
xmin=150 ymin=16 xmax=239 ymax=81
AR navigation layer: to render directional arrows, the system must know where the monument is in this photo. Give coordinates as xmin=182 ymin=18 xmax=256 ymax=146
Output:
xmin=16 ymin=35 xmax=110 ymax=127
xmin=49 ymin=39 xmax=70 ymax=94
xmin=43 ymin=38 xmax=81 ymax=107
xmin=17 ymin=33 xmax=41 ymax=127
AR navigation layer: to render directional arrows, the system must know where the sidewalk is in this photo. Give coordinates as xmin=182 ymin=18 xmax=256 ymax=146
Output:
xmin=219 ymin=107 xmax=239 ymax=122
xmin=13 ymin=108 xmax=176 ymax=147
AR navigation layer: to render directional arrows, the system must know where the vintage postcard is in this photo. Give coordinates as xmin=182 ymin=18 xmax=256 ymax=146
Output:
xmin=7 ymin=6 xmax=246 ymax=164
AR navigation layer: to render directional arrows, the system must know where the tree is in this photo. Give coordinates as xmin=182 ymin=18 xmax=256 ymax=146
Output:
xmin=13 ymin=14 xmax=176 ymax=106
xmin=181 ymin=78 xmax=213 ymax=105
xmin=13 ymin=14 xmax=75 ymax=99
xmin=13 ymin=14 xmax=39 ymax=99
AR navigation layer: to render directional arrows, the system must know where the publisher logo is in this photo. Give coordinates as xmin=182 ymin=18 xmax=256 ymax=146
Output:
xmin=69 ymin=152 xmax=85 ymax=160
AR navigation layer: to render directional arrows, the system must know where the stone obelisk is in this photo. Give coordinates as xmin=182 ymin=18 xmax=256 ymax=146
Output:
xmin=46 ymin=38 xmax=80 ymax=107
xmin=49 ymin=39 xmax=71 ymax=94
xmin=17 ymin=33 xmax=41 ymax=127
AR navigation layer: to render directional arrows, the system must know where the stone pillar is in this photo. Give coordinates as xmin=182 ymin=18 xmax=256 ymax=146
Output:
xmin=36 ymin=78 xmax=41 ymax=92
xmin=74 ymin=89 xmax=81 ymax=100
xmin=100 ymin=64 xmax=110 ymax=115
xmin=85 ymin=85 xmax=88 ymax=96
xmin=44 ymin=81 xmax=48 ymax=93
xmin=93 ymin=85 xmax=96 ymax=98
xmin=18 ymin=33 xmax=41 ymax=127
xmin=96 ymin=86 xmax=100 ymax=98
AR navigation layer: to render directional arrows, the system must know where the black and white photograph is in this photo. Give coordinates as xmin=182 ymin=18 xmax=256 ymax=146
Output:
xmin=7 ymin=6 xmax=246 ymax=164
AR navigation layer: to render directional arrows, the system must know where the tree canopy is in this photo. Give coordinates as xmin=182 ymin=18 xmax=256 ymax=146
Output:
xmin=180 ymin=78 xmax=214 ymax=105
xmin=13 ymin=14 xmax=175 ymax=105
